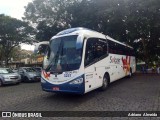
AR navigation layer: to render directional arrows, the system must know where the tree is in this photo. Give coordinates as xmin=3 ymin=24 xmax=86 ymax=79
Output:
xmin=125 ymin=0 xmax=160 ymax=64
xmin=24 ymin=0 xmax=76 ymax=41
xmin=24 ymin=0 xmax=160 ymax=64
xmin=0 ymin=14 xmax=34 ymax=66
xmin=9 ymin=46 xmax=21 ymax=61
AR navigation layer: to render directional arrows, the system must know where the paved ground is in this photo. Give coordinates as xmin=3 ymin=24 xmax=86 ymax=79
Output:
xmin=0 ymin=74 xmax=160 ymax=120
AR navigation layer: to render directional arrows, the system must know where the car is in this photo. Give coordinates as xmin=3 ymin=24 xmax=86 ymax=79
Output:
xmin=0 ymin=68 xmax=21 ymax=86
xmin=18 ymin=67 xmax=41 ymax=82
xmin=33 ymin=67 xmax=42 ymax=73
xmin=11 ymin=68 xmax=18 ymax=73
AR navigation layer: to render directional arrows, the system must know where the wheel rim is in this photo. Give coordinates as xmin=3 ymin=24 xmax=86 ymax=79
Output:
xmin=129 ymin=72 xmax=131 ymax=76
xmin=103 ymin=77 xmax=107 ymax=87
xmin=129 ymin=69 xmax=132 ymax=76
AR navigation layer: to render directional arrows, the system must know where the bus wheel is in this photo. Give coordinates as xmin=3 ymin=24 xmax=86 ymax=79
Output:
xmin=128 ymin=68 xmax=132 ymax=78
xmin=100 ymin=74 xmax=110 ymax=91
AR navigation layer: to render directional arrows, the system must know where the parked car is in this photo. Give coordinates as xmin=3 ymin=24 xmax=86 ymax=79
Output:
xmin=11 ymin=68 xmax=18 ymax=73
xmin=33 ymin=67 xmax=42 ymax=73
xmin=18 ymin=67 xmax=41 ymax=82
xmin=0 ymin=68 xmax=21 ymax=86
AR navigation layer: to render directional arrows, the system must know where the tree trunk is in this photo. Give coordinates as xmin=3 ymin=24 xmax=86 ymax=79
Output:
xmin=141 ymin=38 xmax=149 ymax=64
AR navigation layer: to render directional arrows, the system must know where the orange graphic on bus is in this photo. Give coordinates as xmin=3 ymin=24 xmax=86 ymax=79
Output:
xmin=42 ymin=71 xmax=50 ymax=80
xmin=122 ymin=56 xmax=131 ymax=75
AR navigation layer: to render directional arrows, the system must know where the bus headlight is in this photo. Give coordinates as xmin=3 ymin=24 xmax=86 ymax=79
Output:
xmin=69 ymin=78 xmax=83 ymax=84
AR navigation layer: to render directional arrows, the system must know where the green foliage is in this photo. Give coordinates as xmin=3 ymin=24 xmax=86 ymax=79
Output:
xmin=9 ymin=46 xmax=21 ymax=61
xmin=24 ymin=0 xmax=160 ymax=64
xmin=0 ymin=14 xmax=34 ymax=66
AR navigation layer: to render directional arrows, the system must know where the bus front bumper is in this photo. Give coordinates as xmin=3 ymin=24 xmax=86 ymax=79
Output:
xmin=41 ymin=79 xmax=85 ymax=95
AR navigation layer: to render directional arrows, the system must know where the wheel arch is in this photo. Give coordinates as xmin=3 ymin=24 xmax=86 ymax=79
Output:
xmin=104 ymin=72 xmax=110 ymax=84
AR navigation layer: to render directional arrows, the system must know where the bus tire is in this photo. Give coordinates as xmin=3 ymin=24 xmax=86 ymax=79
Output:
xmin=128 ymin=68 xmax=132 ymax=78
xmin=100 ymin=73 xmax=110 ymax=91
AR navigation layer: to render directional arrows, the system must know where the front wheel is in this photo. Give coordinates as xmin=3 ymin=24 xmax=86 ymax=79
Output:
xmin=100 ymin=74 xmax=110 ymax=91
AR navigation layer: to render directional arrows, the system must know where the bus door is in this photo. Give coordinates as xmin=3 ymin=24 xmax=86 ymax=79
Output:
xmin=84 ymin=38 xmax=97 ymax=92
xmin=94 ymin=38 xmax=108 ymax=87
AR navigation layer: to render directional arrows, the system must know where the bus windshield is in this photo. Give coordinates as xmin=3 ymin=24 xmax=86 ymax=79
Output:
xmin=43 ymin=35 xmax=83 ymax=73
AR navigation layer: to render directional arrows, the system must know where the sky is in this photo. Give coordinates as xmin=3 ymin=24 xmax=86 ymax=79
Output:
xmin=0 ymin=0 xmax=32 ymax=19
xmin=0 ymin=0 xmax=35 ymax=51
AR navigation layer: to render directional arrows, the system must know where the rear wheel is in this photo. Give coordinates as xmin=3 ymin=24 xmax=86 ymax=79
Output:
xmin=100 ymin=74 xmax=110 ymax=91
xmin=0 ymin=79 xmax=3 ymax=87
xmin=128 ymin=68 xmax=132 ymax=78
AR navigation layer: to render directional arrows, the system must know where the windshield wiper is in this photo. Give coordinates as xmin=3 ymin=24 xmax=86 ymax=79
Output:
xmin=45 ymin=52 xmax=59 ymax=72
xmin=45 ymin=40 xmax=63 ymax=72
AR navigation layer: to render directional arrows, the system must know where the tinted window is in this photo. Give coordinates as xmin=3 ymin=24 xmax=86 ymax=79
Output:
xmin=108 ymin=41 xmax=117 ymax=54
xmin=85 ymin=38 xmax=108 ymax=67
xmin=23 ymin=68 xmax=36 ymax=72
xmin=108 ymin=40 xmax=134 ymax=56
xmin=85 ymin=38 xmax=97 ymax=66
xmin=95 ymin=39 xmax=108 ymax=59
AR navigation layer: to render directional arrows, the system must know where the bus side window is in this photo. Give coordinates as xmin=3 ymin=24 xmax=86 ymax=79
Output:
xmin=85 ymin=38 xmax=96 ymax=67
xmin=95 ymin=39 xmax=108 ymax=59
xmin=108 ymin=41 xmax=116 ymax=54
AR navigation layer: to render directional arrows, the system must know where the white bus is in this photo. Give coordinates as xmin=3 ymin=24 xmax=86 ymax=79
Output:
xmin=35 ymin=27 xmax=136 ymax=94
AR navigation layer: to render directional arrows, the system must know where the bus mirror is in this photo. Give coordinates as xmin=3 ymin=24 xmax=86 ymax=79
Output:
xmin=34 ymin=41 xmax=49 ymax=55
xmin=38 ymin=44 xmax=48 ymax=54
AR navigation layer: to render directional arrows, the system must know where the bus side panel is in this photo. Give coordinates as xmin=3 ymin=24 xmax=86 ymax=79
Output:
xmin=130 ymin=56 xmax=136 ymax=73
xmin=108 ymin=54 xmax=135 ymax=82
xmin=84 ymin=55 xmax=136 ymax=93
xmin=84 ymin=64 xmax=99 ymax=93
xmin=108 ymin=54 xmax=122 ymax=82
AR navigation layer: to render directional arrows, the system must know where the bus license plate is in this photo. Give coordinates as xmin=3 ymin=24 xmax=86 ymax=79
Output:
xmin=53 ymin=87 xmax=59 ymax=91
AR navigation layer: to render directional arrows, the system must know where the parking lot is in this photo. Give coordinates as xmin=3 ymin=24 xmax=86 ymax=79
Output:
xmin=0 ymin=74 xmax=160 ymax=120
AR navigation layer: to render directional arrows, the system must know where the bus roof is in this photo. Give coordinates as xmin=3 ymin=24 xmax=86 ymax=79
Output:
xmin=53 ymin=27 xmax=133 ymax=49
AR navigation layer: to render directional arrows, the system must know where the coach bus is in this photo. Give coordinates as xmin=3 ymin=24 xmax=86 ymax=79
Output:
xmin=34 ymin=27 xmax=136 ymax=94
